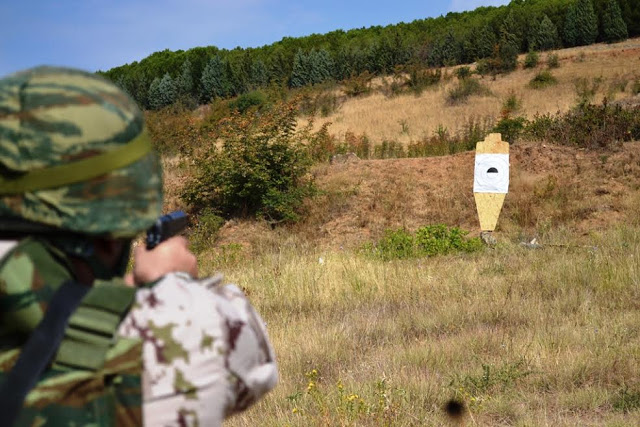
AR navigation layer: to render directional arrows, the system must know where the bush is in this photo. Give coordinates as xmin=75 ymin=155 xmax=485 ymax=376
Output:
xmin=493 ymin=116 xmax=527 ymax=143
xmin=529 ymin=71 xmax=557 ymax=89
xmin=362 ymin=225 xmax=483 ymax=261
xmin=228 ymin=90 xmax=269 ymax=114
xmin=343 ymin=71 xmax=373 ymax=97
xmin=447 ymin=78 xmax=490 ymax=104
xmin=574 ymin=76 xmax=602 ymax=107
xmin=502 ymin=91 xmax=522 ymax=116
xmin=523 ymin=102 xmax=640 ymax=148
xmin=189 ymin=208 xmax=225 ymax=253
xmin=455 ymin=66 xmax=472 ymax=80
xmin=547 ymin=53 xmax=560 ymax=68
xmin=181 ymin=100 xmax=315 ymax=224
xmin=408 ymin=66 xmax=442 ymax=95
xmin=523 ymin=51 xmax=540 ymax=69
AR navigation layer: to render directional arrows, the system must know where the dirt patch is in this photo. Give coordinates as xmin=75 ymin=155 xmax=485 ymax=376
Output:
xmin=212 ymin=141 xmax=640 ymax=250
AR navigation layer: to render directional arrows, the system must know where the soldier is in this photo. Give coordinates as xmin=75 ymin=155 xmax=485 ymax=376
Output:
xmin=0 ymin=66 xmax=277 ymax=426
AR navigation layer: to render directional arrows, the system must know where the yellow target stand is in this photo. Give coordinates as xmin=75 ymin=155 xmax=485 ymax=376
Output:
xmin=473 ymin=133 xmax=509 ymax=238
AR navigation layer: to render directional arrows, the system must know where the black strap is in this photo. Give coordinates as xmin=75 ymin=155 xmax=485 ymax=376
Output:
xmin=0 ymin=280 xmax=90 ymax=426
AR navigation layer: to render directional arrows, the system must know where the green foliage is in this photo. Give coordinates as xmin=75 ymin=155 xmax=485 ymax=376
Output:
xmin=362 ymin=225 xmax=483 ymax=261
xmin=524 ymin=102 xmax=640 ymax=148
xmin=493 ymin=116 xmax=527 ymax=143
xmin=148 ymin=73 xmax=178 ymax=110
xmin=189 ymin=208 xmax=225 ymax=253
xmin=343 ymin=71 xmax=373 ymax=97
xmin=228 ymin=90 xmax=269 ymax=114
xmin=181 ymin=100 xmax=315 ymax=223
xmin=406 ymin=66 xmax=442 ymax=95
xmin=565 ymin=0 xmax=599 ymax=46
xmin=175 ymin=59 xmax=194 ymax=98
xmin=447 ymin=78 xmax=490 ymax=104
xmin=450 ymin=360 xmax=532 ymax=408
xmin=454 ymin=66 xmax=472 ymax=80
xmin=523 ymin=50 xmax=540 ymax=69
xmin=574 ymin=76 xmax=602 ymax=106
xmin=602 ymin=0 xmax=629 ymax=42
xmin=612 ymin=386 xmax=640 ymax=413
xmin=101 ymin=0 xmax=640 ymax=111
xmin=501 ymin=91 xmax=522 ymax=116
xmin=529 ymin=70 xmax=558 ymax=89
xmin=531 ymin=15 xmax=559 ymax=51
xmin=201 ymin=56 xmax=227 ymax=101
xmin=546 ymin=53 xmax=560 ymax=68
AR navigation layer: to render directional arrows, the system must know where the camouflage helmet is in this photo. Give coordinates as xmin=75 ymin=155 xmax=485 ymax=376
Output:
xmin=0 ymin=66 xmax=162 ymax=237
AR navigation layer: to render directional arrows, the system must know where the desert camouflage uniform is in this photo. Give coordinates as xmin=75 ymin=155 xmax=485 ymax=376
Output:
xmin=0 ymin=67 xmax=277 ymax=426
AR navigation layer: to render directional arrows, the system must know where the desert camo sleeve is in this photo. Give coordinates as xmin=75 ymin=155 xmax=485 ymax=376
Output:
xmin=116 ymin=272 xmax=278 ymax=427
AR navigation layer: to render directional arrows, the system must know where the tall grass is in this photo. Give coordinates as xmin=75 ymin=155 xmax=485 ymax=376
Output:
xmin=215 ymin=226 xmax=640 ymax=426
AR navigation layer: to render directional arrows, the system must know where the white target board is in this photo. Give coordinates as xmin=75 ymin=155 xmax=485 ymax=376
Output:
xmin=473 ymin=154 xmax=509 ymax=194
xmin=473 ymin=133 xmax=509 ymax=232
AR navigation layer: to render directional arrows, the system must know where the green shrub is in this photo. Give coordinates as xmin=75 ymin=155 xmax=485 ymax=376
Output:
xmin=546 ymin=53 xmax=560 ymax=68
xmin=228 ymin=90 xmax=268 ymax=114
xmin=343 ymin=71 xmax=373 ymax=97
xmin=189 ymin=208 xmax=225 ymax=253
xmin=408 ymin=66 xmax=442 ymax=95
xmin=362 ymin=225 xmax=482 ymax=260
xmin=529 ymin=71 xmax=557 ymax=89
xmin=523 ymin=102 xmax=640 ymax=148
xmin=502 ymin=91 xmax=522 ymax=116
xmin=455 ymin=66 xmax=472 ymax=80
xmin=574 ymin=76 xmax=602 ymax=107
xmin=523 ymin=51 xmax=540 ymax=69
xmin=181 ymin=100 xmax=315 ymax=224
xmin=493 ymin=116 xmax=527 ymax=143
xmin=447 ymin=78 xmax=490 ymax=104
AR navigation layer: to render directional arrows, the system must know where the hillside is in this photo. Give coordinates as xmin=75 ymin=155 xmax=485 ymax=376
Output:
xmin=298 ymin=38 xmax=640 ymax=145
xmin=161 ymin=38 xmax=640 ymax=252
xmin=160 ymin=38 xmax=640 ymax=426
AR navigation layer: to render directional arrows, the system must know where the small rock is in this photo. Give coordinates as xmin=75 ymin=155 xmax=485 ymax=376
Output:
xmin=480 ymin=231 xmax=497 ymax=246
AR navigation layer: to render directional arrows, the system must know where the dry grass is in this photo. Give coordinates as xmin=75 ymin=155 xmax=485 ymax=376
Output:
xmin=298 ymin=38 xmax=640 ymax=145
xmin=213 ymin=225 xmax=640 ymax=426
xmin=155 ymin=39 xmax=640 ymax=425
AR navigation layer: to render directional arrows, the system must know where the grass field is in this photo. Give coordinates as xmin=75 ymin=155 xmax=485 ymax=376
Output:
xmin=159 ymin=38 xmax=640 ymax=425
xmin=213 ymin=226 xmax=640 ymax=426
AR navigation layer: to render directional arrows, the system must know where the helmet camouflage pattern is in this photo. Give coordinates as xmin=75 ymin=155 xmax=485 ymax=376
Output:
xmin=0 ymin=66 xmax=162 ymax=237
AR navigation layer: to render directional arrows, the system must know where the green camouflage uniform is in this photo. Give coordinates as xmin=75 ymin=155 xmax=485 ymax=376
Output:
xmin=0 ymin=67 xmax=277 ymax=426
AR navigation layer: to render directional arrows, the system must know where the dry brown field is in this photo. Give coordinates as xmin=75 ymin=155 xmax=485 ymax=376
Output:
xmin=161 ymin=39 xmax=640 ymax=426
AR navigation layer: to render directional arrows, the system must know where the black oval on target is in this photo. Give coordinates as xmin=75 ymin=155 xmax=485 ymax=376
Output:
xmin=487 ymin=167 xmax=498 ymax=174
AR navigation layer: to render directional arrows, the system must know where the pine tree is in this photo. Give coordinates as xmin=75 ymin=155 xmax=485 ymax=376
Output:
xmin=574 ymin=0 xmax=599 ymax=46
xmin=148 ymin=73 xmax=176 ymax=110
xmin=175 ymin=59 xmax=194 ymax=97
xmin=201 ymin=56 xmax=227 ymax=101
xmin=564 ymin=3 xmax=578 ymax=46
xmin=309 ymin=49 xmax=333 ymax=84
xmin=602 ymin=0 xmax=628 ymax=42
xmin=497 ymin=28 xmax=520 ymax=72
xmin=476 ymin=25 xmax=497 ymax=60
xmin=290 ymin=49 xmax=310 ymax=88
xmin=249 ymin=59 xmax=269 ymax=89
xmin=532 ymin=15 xmax=559 ymax=50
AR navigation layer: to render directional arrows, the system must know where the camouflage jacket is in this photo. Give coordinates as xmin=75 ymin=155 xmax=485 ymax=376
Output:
xmin=0 ymin=238 xmax=278 ymax=426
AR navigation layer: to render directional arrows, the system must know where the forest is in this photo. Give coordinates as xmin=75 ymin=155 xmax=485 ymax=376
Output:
xmin=99 ymin=0 xmax=639 ymax=110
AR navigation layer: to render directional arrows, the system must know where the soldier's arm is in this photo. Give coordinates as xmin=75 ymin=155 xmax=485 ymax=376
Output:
xmin=117 ymin=272 xmax=278 ymax=426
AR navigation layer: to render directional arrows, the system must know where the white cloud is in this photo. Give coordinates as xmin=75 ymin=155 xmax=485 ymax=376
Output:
xmin=448 ymin=0 xmax=510 ymax=13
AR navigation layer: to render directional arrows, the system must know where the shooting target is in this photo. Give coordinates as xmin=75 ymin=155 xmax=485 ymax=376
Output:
xmin=473 ymin=154 xmax=509 ymax=194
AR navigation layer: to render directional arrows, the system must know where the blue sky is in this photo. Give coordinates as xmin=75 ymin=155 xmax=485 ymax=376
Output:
xmin=1 ymin=0 xmax=509 ymax=76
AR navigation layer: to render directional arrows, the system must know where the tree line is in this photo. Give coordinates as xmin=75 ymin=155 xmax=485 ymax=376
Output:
xmin=99 ymin=0 xmax=638 ymax=110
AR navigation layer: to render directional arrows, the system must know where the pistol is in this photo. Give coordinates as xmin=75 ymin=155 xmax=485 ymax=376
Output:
xmin=145 ymin=211 xmax=189 ymax=250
